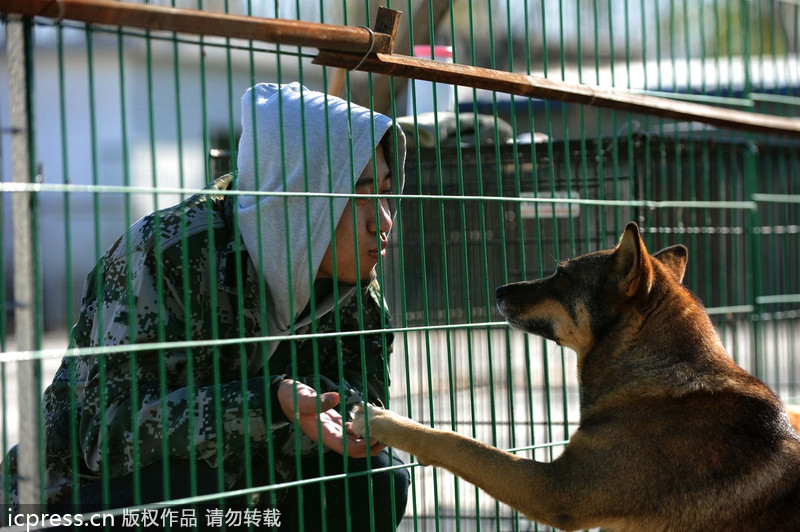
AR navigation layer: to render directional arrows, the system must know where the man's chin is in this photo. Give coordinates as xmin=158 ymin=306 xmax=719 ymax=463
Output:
xmin=336 ymin=267 xmax=376 ymax=287
xmin=357 ymin=268 xmax=377 ymax=286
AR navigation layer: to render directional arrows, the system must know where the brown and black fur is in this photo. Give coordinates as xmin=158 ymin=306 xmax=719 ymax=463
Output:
xmin=351 ymin=222 xmax=800 ymax=531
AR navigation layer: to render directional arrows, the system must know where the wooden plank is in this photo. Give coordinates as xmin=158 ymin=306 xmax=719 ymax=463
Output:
xmin=0 ymin=0 xmax=396 ymax=54
xmin=373 ymin=6 xmax=402 ymax=47
xmin=314 ymin=50 xmax=800 ymax=138
xmin=363 ymin=0 xmax=452 ymax=113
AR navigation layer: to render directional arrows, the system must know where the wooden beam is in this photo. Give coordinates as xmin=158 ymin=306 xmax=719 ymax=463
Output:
xmin=373 ymin=6 xmax=402 ymax=49
xmin=363 ymin=0 xmax=452 ymax=113
xmin=0 ymin=0 xmax=398 ymax=54
xmin=314 ymin=51 xmax=800 ymax=138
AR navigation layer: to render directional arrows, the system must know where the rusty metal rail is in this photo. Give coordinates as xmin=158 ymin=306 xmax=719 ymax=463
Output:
xmin=0 ymin=0 xmax=398 ymax=53
xmin=314 ymin=51 xmax=800 ymax=138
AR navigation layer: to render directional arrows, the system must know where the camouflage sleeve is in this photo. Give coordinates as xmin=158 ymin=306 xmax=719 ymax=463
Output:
xmin=78 ymin=372 xmax=281 ymax=478
xmin=70 ymin=244 xmax=286 ymax=478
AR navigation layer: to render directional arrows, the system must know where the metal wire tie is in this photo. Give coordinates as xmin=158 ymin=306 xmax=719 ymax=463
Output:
xmin=350 ymin=26 xmax=376 ymax=71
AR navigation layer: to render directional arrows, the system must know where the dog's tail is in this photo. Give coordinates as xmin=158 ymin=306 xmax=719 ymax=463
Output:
xmin=785 ymin=404 xmax=800 ymax=434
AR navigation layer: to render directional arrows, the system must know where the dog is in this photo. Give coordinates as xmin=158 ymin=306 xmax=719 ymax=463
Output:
xmin=350 ymin=222 xmax=800 ymax=531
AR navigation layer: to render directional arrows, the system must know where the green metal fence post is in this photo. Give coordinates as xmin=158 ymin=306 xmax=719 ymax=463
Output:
xmin=744 ymin=143 xmax=764 ymax=382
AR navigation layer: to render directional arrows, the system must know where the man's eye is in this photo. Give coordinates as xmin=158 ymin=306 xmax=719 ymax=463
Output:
xmin=355 ymin=184 xmax=373 ymax=195
xmin=354 ymin=189 xmax=371 ymax=205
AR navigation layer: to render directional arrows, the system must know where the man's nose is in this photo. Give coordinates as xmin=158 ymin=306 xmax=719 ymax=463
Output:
xmin=369 ymin=198 xmax=392 ymax=235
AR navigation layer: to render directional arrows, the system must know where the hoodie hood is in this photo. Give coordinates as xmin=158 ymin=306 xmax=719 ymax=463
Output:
xmin=236 ymin=82 xmax=406 ymax=337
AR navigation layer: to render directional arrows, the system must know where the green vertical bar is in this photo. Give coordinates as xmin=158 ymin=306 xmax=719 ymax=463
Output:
xmin=167 ymin=1 xmax=201 ymax=510
xmin=347 ymin=6 xmax=385 ymax=526
xmin=220 ymin=0 xmax=242 ymax=515
xmin=395 ymin=2 xmax=423 ymax=526
xmin=744 ymin=145 xmax=764 ymax=381
xmin=318 ymin=9 xmax=341 ymax=530
xmin=622 ymin=0 xmax=638 ymax=244
xmin=767 ymin=151 xmax=780 ymax=392
xmin=791 ymin=149 xmax=800 ymax=399
xmin=500 ymin=2 xmax=525 ymax=529
xmin=378 ymin=37 xmax=403 ymax=529
xmin=400 ymin=0 xmax=440 ymax=526
xmin=520 ymin=1 xmax=540 ymax=485
xmin=482 ymin=4 xmax=509 ymax=529
xmin=426 ymin=55 xmax=462 ymax=532
xmin=535 ymin=0 xmax=557 ymax=473
xmin=82 ymin=23 xmax=115 ymax=509
xmin=142 ymin=26 xmax=173 ymax=507
xmin=299 ymin=50 xmax=332 ymax=532
xmin=463 ymin=2 xmax=483 ymax=529
xmin=55 ymin=21 xmax=84 ymax=511
xmin=30 ymin=32 xmax=45 ymax=503
xmin=605 ymin=0 xmax=622 ymax=236
xmin=116 ymin=24 xmax=142 ymax=510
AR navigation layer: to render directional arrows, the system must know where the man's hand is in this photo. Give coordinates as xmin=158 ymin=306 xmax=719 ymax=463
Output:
xmin=277 ymin=379 xmax=384 ymax=458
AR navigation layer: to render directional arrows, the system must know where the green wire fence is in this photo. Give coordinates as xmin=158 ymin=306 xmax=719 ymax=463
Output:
xmin=1 ymin=0 xmax=799 ymax=531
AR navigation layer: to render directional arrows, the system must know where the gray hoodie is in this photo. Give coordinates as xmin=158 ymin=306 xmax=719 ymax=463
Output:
xmin=235 ymin=82 xmax=406 ymax=346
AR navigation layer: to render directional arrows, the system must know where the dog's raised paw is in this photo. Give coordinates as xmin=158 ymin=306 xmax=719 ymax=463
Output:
xmin=350 ymin=402 xmax=383 ymax=438
xmin=349 ymin=402 xmax=368 ymax=438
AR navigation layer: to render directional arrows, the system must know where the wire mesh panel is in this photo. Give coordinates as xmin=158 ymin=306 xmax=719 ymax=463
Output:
xmin=387 ymin=142 xmax=633 ymax=327
xmin=385 ymin=133 xmax=800 ymax=530
xmin=1 ymin=1 xmax=799 ymax=531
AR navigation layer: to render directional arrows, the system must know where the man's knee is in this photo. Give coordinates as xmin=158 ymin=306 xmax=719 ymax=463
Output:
xmin=356 ymin=450 xmax=410 ymax=523
xmin=380 ymin=452 xmax=410 ymax=506
xmin=388 ymin=465 xmax=411 ymax=520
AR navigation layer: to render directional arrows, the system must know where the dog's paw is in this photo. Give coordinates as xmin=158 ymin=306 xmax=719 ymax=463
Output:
xmin=350 ymin=402 xmax=384 ymax=439
xmin=350 ymin=403 xmax=366 ymax=437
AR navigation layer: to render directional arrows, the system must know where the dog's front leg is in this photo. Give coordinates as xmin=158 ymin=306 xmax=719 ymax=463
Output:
xmin=350 ymin=403 xmax=583 ymax=530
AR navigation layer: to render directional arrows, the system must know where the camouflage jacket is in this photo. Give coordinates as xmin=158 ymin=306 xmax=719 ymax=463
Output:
xmin=2 ymin=174 xmax=393 ymax=508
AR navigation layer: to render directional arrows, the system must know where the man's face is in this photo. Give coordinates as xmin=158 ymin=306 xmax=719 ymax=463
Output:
xmin=316 ymin=144 xmax=393 ymax=284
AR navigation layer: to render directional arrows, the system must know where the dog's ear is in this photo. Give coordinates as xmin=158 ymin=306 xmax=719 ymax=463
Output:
xmin=653 ymin=245 xmax=689 ymax=283
xmin=613 ymin=222 xmax=653 ymax=298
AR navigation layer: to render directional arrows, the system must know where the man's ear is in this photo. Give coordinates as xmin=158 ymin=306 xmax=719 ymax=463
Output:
xmin=613 ymin=222 xmax=652 ymax=298
xmin=653 ymin=245 xmax=689 ymax=283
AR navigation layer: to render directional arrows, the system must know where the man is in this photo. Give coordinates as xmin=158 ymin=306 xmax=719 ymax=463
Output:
xmin=2 ymin=82 xmax=409 ymax=530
